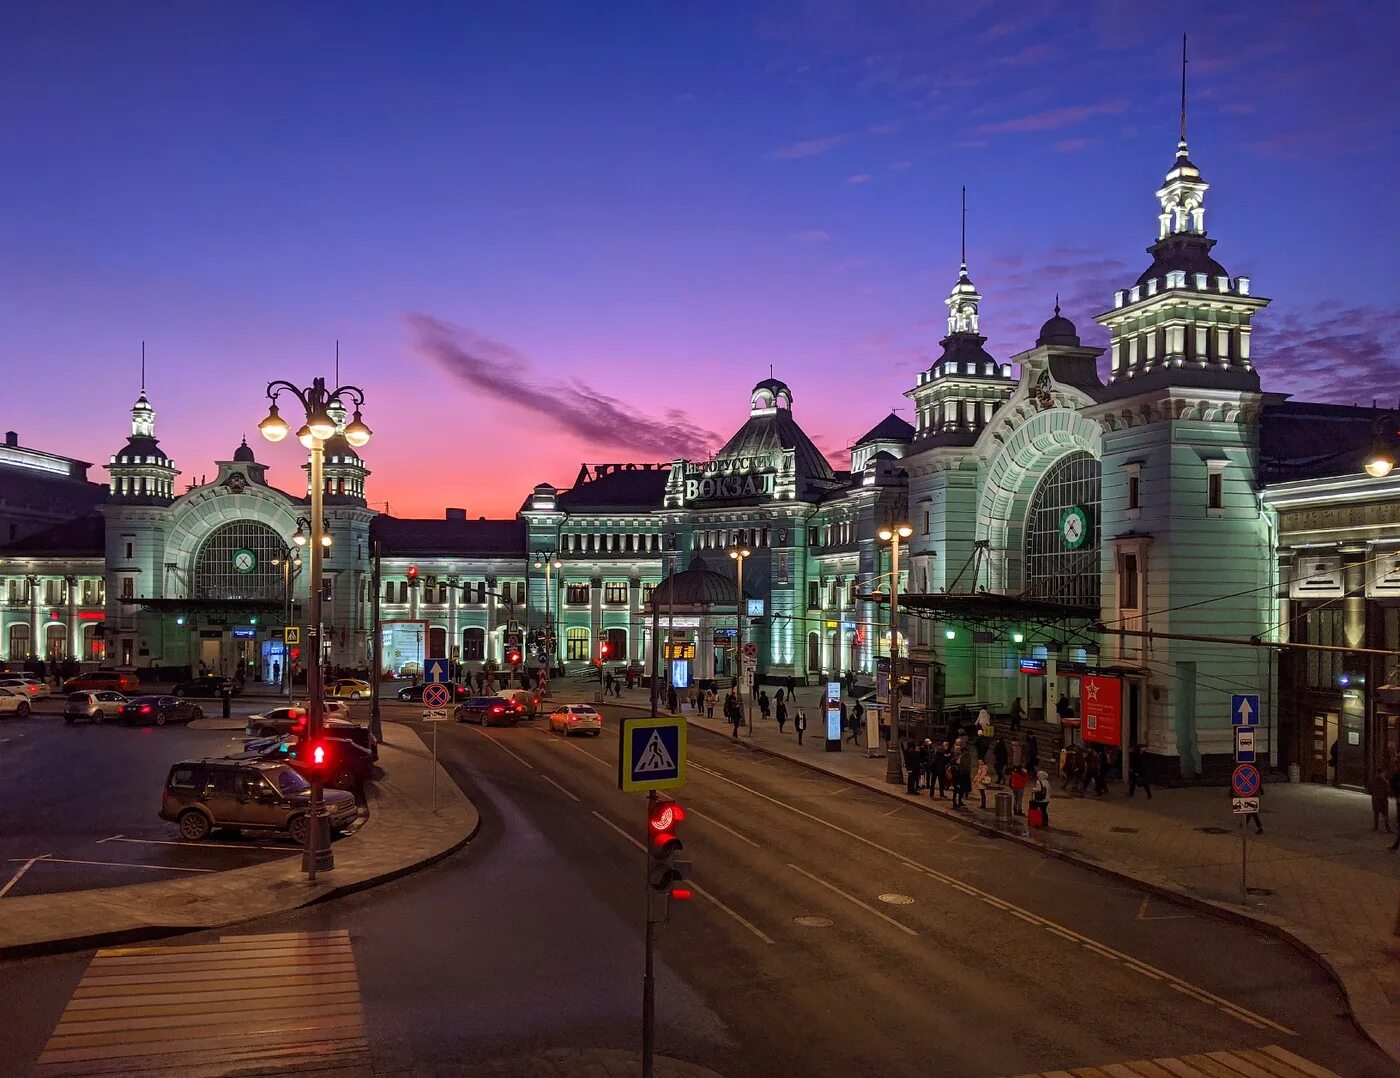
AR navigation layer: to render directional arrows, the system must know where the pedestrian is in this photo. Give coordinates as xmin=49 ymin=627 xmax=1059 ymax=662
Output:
xmin=704 ymin=687 xmax=716 ymax=719
xmin=993 ymin=737 xmax=1009 ymax=784
xmin=666 ymin=685 xmax=678 ymax=715
xmin=976 ymin=706 xmax=991 ymax=738
xmin=604 ymin=671 xmax=614 ymax=695
xmin=786 ymin=675 xmax=796 ymax=699
xmin=687 ymin=684 xmax=698 ymax=712
xmin=776 ymin=697 xmax=788 ymax=733
xmin=728 ymin=694 xmax=743 ymax=739
xmin=1030 ymin=769 xmax=1051 ymax=827
xmin=933 ymin=742 xmax=951 ymax=798
xmin=1369 ymin=773 xmax=1393 ymax=833
xmin=272 ymin=659 xmax=281 ymax=687
xmin=1245 ymin=808 xmax=1263 ymax=835
xmin=853 ymin=699 xmax=866 ymax=739
xmin=1026 ymin=732 xmax=1040 ymax=771
xmin=956 ymin=741 xmax=974 ymax=809
xmin=758 ymin=690 xmax=770 ymax=722
xmin=904 ymin=739 xmax=921 ymax=795
xmin=841 ymin=699 xmax=853 ymax=743
xmin=625 ymin=668 xmax=635 ymax=690
xmin=1056 ymin=693 xmax=1073 ymax=721
xmin=975 ymin=760 xmax=993 ymax=809
xmin=1009 ymin=765 xmax=1028 ymax=816
xmin=1127 ymin=744 xmax=1153 ymax=799
xmin=1009 ymin=696 xmax=1024 ymax=733
xmin=918 ymin=739 xmax=932 ymax=785
xmin=794 ymin=707 xmax=807 ymax=746
xmin=775 ymin=687 xmax=785 ymax=708
xmin=1081 ymin=746 xmax=1100 ymax=797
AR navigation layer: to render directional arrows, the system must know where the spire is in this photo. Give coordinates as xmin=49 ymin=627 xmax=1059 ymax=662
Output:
xmin=959 ymin=183 xmax=967 ymax=272
xmin=140 ymin=340 xmax=146 ymax=394
xmin=1054 ymin=293 xmax=1061 ymax=317
xmin=1155 ymin=36 xmax=1208 ymax=241
xmin=945 ymin=185 xmax=981 ymax=336
xmin=1179 ymin=33 xmax=1188 ymax=148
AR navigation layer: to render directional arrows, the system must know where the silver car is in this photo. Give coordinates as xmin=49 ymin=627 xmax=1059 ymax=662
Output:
xmin=64 ymin=690 xmax=128 ymax=724
xmin=549 ymin=704 xmax=602 ymax=737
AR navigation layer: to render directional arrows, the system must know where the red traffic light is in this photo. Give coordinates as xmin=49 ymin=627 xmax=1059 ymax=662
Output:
xmin=507 ymin=649 xmax=522 ymax=666
xmin=407 ymin=565 xmax=419 ymax=580
xmin=649 ymin=802 xmax=685 ymax=831
xmin=311 ymin=743 xmax=326 ymax=767
xmin=600 ymin=642 xmax=610 ymax=657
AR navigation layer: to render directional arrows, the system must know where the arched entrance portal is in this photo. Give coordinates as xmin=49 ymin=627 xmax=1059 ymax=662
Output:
xmin=192 ymin=521 xmax=289 ymax=679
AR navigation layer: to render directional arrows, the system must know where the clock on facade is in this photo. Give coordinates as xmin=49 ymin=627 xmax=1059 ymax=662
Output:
xmin=232 ymin=548 xmax=258 ymax=574
xmin=1060 ymin=506 xmax=1089 ymax=550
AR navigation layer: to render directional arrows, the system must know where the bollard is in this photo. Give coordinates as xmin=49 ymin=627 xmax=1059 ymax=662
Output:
xmin=221 ymin=690 xmax=231 ymax=719
xmin=995 ymin=789 xmax=1013 ymax=825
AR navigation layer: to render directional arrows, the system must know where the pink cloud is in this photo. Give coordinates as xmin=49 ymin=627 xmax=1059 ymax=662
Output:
xmin=1055 ymin=138 xmax=1097 ymax=153
xmin=978 ymin=99 xmax=1128 ymax=134
xmin=768 ymin=134 xmax=848 ymax=159
xmin=846 ymin=173 xmax=873 ymax=184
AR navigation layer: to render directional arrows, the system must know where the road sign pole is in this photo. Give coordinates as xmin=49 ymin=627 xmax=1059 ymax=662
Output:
xmin=642 ymin=789 xmax=656 ymax=1078
xmin=1241 ymin=819 xmax=1248 ymax=899
xmin=432 ymin=721 xmax=439 ymax=813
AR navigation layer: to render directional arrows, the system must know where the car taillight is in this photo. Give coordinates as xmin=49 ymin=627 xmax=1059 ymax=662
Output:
xmin=568 ymin=715 xmax=578 ymax=723
xmin=141 ymin=705 xmax=152 ymax=713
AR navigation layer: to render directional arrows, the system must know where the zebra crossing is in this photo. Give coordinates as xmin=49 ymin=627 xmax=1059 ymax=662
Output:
xmin=1007 ymin=1043 xmax=1337 ymax=1078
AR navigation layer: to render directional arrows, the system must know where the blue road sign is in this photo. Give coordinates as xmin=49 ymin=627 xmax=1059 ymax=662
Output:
xmin=1231 ymin=694 xmax=1260 ymax=727
xmin=618 ymin=715 xmax=687 ymax=792
xmin=424 ymin=658 xmax=450 ymax=684
xmin=1235 ymin=728 xmax=1256 ymax=764
xmin=1231 ymin=764 xmax=1261 ymax=797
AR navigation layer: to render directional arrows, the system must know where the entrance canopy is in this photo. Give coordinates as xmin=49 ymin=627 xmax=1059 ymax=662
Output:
xmin=880 ymin=591 xmax=1100 ymax=646
xmin=125 ymin=597 xmax=291 ymax=619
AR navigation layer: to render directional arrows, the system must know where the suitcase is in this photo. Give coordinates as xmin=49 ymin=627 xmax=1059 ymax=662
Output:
xmin=1027 ymin=805 xmax=1044 ymax=828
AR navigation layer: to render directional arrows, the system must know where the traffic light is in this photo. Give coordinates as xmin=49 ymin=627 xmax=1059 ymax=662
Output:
xmin=647 ymin=797 xmax=691 ymax=901
xmin=407 ymin=565 xmax=419 ymax=581
xmin=287 ymin=737 xmax=330 ymax=779
xmin=507 ymin=648 xmax=522 ymax=667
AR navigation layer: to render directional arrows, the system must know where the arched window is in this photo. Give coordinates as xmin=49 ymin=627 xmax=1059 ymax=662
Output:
xmin=462 ymin=627 xmax=485 ymax=661
xmin=84 ymin=624 xmax=105 ymax=661
xmin=807 ymin=632 xmax=820 ymax=672
xmin=193 ymin=521 xmax=287 ymax=601
xmin=428 ymin=626 xmax=447 ymax=659
xmin=46 ymin=623 xmax=67 ymax=660
xmin=1023 ymin=451 xmax=1101 ymax=610
xmin=565 ymin=626 xmax=590 ymax=661
xmin=8 ymin=624 xmax=31 ymax=659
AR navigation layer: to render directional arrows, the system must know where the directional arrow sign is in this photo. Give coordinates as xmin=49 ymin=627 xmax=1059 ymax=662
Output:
xmin=1231 ymin=694 xmax=1260 ymax=727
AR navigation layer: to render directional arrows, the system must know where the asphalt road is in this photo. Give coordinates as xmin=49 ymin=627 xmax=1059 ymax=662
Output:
xmin=1 ymin=698 xmax=1392 ymax=1077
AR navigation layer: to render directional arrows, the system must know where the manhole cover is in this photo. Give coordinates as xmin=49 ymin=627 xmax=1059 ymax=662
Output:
xmin=1196 ymin=826 xmax=1231 ymax=835
xmin=1246 ymin=887 xmax=1274 ymax=897
xmin=1109 ymin=826 xmax=1139 ymax=834
xmin=794 ymin=915 xmax=833 ymax=928
xmin=878 ymin=893 xmax=915 ymax=905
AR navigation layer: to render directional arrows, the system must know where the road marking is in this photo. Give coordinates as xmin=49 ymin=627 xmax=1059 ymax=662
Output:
xmin=13 ymin=857 xmax=215 ymax=874
xmin=589 ymin=811 xmax=772 ymax=945
xmin=539 ymin=773 xmax=581 ymax=802
xmin=0 ymin=854 xmax=49 ymax=898
xmin=97 ymin=835 xmax=290 ymax=853
xmin=685 ymin=807 xmax=761 ymax=848
xmin=1006 ymin=1044 xmax=1336 ymax=1078
xmin=688 ymin=759 xmax=1292 ymax=1036
xmin=788 ymin=863 xmax=918 ymax=937
xmin=462 ymin=725 xmax=535 ymax=770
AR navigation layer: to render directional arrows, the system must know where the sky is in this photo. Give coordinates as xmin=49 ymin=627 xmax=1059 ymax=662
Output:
xmin=3 ymin=1 xmax=1398 ymax=517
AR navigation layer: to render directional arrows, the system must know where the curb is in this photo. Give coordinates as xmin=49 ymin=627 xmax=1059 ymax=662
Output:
xmin=686 ymin=720 xmax=1400 ymax=1066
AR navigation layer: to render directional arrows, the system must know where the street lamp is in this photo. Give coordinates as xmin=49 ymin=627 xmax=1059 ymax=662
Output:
xmin=270 ymin=549 xmax=303 ymax=703
xmin=260 ymin=376 xmax=369 ymax=882
xmin=877 ymin=523 xmax=913 ymax=785
xmin=728 ymin=540 xmax=752 ymax=734
xmin=1364 ymin=413 xmax=1397 ymax=478
xmin=533 ymin=551 xmax=562 ymax=687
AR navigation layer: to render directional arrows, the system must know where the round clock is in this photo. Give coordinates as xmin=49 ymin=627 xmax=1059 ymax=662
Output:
xmin=1060 ymin=506 xmax=1088 ymax=550
xmin=232 ymin=548 xmax=258 ymax=574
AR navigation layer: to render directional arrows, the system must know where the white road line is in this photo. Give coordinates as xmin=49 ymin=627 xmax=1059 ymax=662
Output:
xmin=26 ymin=857 xmax=215 ymax=873
xmin=463 ymin=725 xmax=535 ymax=770
xmin=0 ymin=854 xmax=48 ymax=898
xmin=97 ymin=836 xmax=290 ymax=853
xmin=591 ymin=811 xmax=645 ymax=853
xmin=687 ymin=753 xmax=1293 ymax=1036
xmin=539 ymin=773 xmax=581 ymax=802
xmin=685 ymin=807 xmax=761 ymax=848
xmin=787 ymin=863 xmax=919 ymax=938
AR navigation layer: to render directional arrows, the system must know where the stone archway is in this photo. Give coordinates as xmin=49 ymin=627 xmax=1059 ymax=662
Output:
xmin=163 ymin=485 xmax=306 ymax=592
xmin=975 ymin=407 xmax=1101 ymax=593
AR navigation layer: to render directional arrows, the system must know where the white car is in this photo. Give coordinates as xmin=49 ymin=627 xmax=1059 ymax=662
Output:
xmin=294 ymin=699 xmax=350 ymax=719
xmin=549 ymin=704 xmax=602 ymax=737
xmin=0 ymin=677 xmax=49 ymax=699
xmin=0 ymin=686 xmax=33 ymax=717
xmin=64 ymin=690 xmax=128 ymax=724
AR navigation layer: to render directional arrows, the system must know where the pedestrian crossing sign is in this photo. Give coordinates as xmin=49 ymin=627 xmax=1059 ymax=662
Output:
xmin=618 ymin=715 xmax=687 ymax=792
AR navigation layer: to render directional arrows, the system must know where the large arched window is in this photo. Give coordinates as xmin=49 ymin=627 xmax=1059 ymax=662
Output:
xmin=462 ymin=627 xmax=485 ymax=661
xmin=193 ymin=521 xmax=288 ymax=601
xmin=565 ymin=627 xmax=590 ymax=661
xmin=1023 ymin=451 xmax=1101 ymax=610
xmin=9 ymin=624 xmax=31 ymax=659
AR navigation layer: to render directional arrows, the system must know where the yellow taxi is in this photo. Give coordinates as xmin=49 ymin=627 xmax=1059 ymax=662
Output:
xmin=327 ymin=678 xmax=373 ymax=700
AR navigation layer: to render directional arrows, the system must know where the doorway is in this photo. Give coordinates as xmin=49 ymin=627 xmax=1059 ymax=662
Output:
xmin=1307 ymin=711 xmax=1339 ymax=784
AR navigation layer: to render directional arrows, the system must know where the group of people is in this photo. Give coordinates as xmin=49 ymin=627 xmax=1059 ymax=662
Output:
xmin=900 ymin=731 xmax=1053 ymax=824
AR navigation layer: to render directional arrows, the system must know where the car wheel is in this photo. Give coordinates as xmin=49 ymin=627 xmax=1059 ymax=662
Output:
xmin=64 ymin=715 xmax=75 ymax=724
xmin=156 ymin=713 xmax=167 ymax=726
xmin=351 ymin=692 xmax=362 ymax=700
xmin=333 ymin=768 xmax=356 ymax=789
xmin=178 ymin=810 xmax=211 ymax=841
xmin=93 ymin=713 xmax=103 ymax=724
xmin=16 ymin=702 xmax=29 ymax=718
xmin=191 ymin=707 xmax=204 ymax=721
xmin=288 ymin=815 xmax=310 ymax=845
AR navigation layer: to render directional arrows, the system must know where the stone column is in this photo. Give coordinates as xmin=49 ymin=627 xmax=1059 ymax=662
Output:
xmin=628 ymin=572 xmax=641 ymax=663
xmin=28 ymin=575 xmax=39 ymax=660
xmin=697 ymin=614 xmax=715 ymax=681
xmin=66 ymin=575 xmax=78 ymax=660
xmin=590 ymin=574 xmax=603 ymax=661
xmin=485 ymin=574 xmax=498 ymax=661
xmin=447 ymin=576 xmax=459 ymax=664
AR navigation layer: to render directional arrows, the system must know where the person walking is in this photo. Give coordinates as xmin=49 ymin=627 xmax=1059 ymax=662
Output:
xmin=1026 ymin=732 xmax=1040 ymax=772
xmin=704 ymin=687 xmax=716 ymax=720
xmin=1056 ymin=693 xmax=1073 ymax=721
xmin=1009 ymin=696 xmax=1024 ymax=733
xmin=993 ymin=737 xmax=1009 ymax=784
xmin=904 ymin=739 xmax=921 ymax=795
xmin=975 ymin=707 xmax=991 ymax=738
xmin=975 ymin=760 xmax=994 ymax=809
xmin=1127 ymin=745 xmax=1153 ymax=799
xmin=794 ymin=707 xmax=808 ymax=746
xmin=1030 ymin=769 xmax=1051 ymax=827
xmin=786 ymin=675 xmax=796 ymax=700
xmin=666 ymin=685 xmax=678 ymax=715
xmin=1328 ymin=739 xmax=1340 ymax=787
xmin=272 ymin=659 xmax=281 ymax=688
xmin=775 ymin=696 xmax=788 ymax=733
xmin=1368 ymin=772 xmax=1392 ymax=833
xmin=758 ymin=690 xmax=771 ymax=722
xmin=727 ymin=694 xmax=743 ymax=739
xmin=1009 ymin=765 xmax=1028 ymax=816
xmin=841 ymin=700 xmax=854 ymax=743
xmin=853 ymin=699 xmax=866 ymax=740
xmin=1081 ymin=746 xmax=1100 ymax=798
xmin=775 ymin=687 xmax=785 ymax=709
xmin=932 ymin=742 xmax=950 ymax=798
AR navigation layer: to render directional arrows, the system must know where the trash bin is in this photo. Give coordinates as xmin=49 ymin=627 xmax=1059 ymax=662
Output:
xmin=221 ymin=689 xmax=231 ymax=719
xmin=1287 ymin=763 xmax=1300 ymax=784
xmin=995 ymin=790 xmax=1013 ymax=825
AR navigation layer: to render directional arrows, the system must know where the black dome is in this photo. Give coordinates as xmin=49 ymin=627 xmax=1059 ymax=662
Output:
xmin=1036 ymin=304 xmax=1080 ymax=347
xmin=232 ymin=437 xmax=255 ymax=463
xmin=647 ymin=555 xmax=743 ymax=611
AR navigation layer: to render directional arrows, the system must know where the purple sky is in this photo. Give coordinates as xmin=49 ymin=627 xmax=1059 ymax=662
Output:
xmin=4 ymin=2 xmax=1397 ymax=516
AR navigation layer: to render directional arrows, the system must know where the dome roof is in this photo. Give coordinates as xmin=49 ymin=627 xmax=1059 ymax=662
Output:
xmin=1135 ymin=233 xmax=1228 ymax=288
xmin=647 ymin=555 xmax=743 ymax=611
xmin=321 ymin=432 xmax=361 ymax=462
xmin=750 ymin=377 xmax=793 ymax=414
xmin=1036 ymin=301 xmax=1080 ymax=347
xmin=232 ymin=437 xmax=255 ymax=463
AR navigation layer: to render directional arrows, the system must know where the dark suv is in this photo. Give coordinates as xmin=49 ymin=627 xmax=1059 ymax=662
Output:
xmin=159 ymin=758 xmax=358 ymax=843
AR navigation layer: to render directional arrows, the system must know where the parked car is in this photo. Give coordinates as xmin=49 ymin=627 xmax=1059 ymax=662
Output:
xmin=548 ymin=703 xmax=602 ymax=737
xmin=328 ymin=678 xmax=373 ymax=700
xmin=0 ymin=686 xmax=32 ymax=718
xmin=229 ymin=731 xmax=374 ymax=789
xmin=453 ymin=696 xmax=520 ymax=726
xmin=244 ymin=702 xmax=348 ymax=738
xmin=0 ymin=677 xmax=50 ymax=699
xmin=396 ymin=681 xmax=470 ymax=702
xmin=63 ymin=690 xmax=128 ymax=724
xmin=171 ymin=675 xmax=241 ymax=698
xmin=496 ymin=688 xmax=542 ymax=717
xmin=120 ymin=694 xmax=202 ymax=726
xmin=159 ymin=758 xmax=358 ymax=842
xmin=63 ymin=669 xmax=141 ymax=693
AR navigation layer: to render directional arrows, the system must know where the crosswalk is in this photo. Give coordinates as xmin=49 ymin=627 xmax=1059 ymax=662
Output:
xmin=34 ymin=929 xmax=369 ymax=1076
xmin=1008 ymin=1043 xmax=1337 ymax=1078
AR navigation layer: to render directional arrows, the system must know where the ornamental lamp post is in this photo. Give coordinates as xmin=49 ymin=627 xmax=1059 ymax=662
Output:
xmin=1363 ymin=412 xmax=1397 ymax=478
xmin=533 ymin=551 xmax=562 ymax=686
xmin=877 ymin=523 xmax=913 ymax=785
xmin=270 ymin=549 xmax=303 ymax=704
xmin=728 ymin=540 xmax=752 ymax=734
xmin=259 ymin=376 xmax=370 ymax=882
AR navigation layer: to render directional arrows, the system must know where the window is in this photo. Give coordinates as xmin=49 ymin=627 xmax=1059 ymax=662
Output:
xmin=169 ymin=766 xmax=199 ymax=790
xmin=428 ymin=626 xmax=447 ymax=658
xmin=566 ymin=583 xmax=591 ymax=605
xmin=398 ymin=582 xmax=409 ymax=603
xmin=565 ymin=626 xmax=590 ymax=661
xmin=1119 ymin=553 xmax=1139 ymax=610
xmin=1127 ymin=474 xmax=1140 ymax=511
xmin=475 ymin=582 xmax=486 ymax=604
xmin=641 ymin=582 xmax=655 ymax=604
xmin=922 ymin=509 xmax=930 ymax=536
xmin=462 ymin=627 xmax=485 ymax=661
xmin=1304 ymin=607 xmax=1344 ymax=690
xmin=384 ymin=581 xmax=395 ymax=602
xmin=9 ymin=623 xmax=31 ymax=658
xmin=807 ymin=581 xmax=820 ymax=609
xmin=1208 ymin=470 xmax=1224 ymax=512
xmin=514 ymin=581 xmax=526 ymax=604
xmin=192 ymin=520 xmax=285 ymax=601
xmin=603 ymin=627 xmax=627 ymax=659
xmin=1023 ymin=450 xmax=1101 ymax=610
xmin=777 ymin=553 xmax=788 ymax=585
xmin=123 ymin=539 xmax=134 ymax=560
xmin=808 ymin=527 xmax=819 ymax=547
xmin=322 ymin=577 xmax=334 ymax=603
xmin=46 ymin=623 xmax=66 ymax=660
xmin=120 ymin=576 xmax=134 ymax=601
xmin=604 ymin=582 xmax=628 ymax=605
xmin=6 ymin=579 xmax=22 ymax=604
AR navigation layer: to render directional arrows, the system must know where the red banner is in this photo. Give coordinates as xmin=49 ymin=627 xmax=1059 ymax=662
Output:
xmin=1081 ymin=675 xmax=1122 ymax=746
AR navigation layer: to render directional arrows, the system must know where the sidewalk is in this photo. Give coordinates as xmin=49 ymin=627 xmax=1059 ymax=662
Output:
xmin=0 ymin=721 xmax=479 ymax=959
xmin=577 ymin=686 xmax=1400 ymax=1065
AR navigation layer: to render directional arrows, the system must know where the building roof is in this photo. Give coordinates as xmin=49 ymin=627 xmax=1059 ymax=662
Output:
xmin=1036 ymin=303 xmax=1081 ymax=347
xmin=371 ymin=516 xmax=526 ymax=557
xmin=1135 ymin=233 xmax=1228 ymax=288
xmin=0 ymin=514 xmax=106 ymax=558
xmin=555 ymin=464 xmax=670 ymax=512
xmin=1260 ymin=401 xmax=1390 ymax=483
xmin=713 ymin=409 xmax=834 ymax=485
xmin=647 ymin=555 xmax=746 ymax=612
xmin=854 ymin=413 xmax=915 ymax=445
xmin=232 ymin=438 xmax=256 ymax=463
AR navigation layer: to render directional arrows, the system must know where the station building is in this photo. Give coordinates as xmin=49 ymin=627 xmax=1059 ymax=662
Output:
xmin=1 ymin=104 xmax=1396 ymax=786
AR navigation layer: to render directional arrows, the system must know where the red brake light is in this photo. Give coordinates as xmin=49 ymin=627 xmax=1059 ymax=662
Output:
xmin=141 ymin=705 xmax=152 ymax=713
xmin=670 ymin=888 xmax=693 ymax=902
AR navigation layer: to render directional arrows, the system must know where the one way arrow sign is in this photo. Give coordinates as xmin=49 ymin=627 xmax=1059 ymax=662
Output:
xmin=1232 ymin=694 xmax=1260 ymax=727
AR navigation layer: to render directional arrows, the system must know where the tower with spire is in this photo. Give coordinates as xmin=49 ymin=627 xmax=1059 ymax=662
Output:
xmin=906 ymin=186 xmax=1014 ymax=443
xmin=106 ymin=351 xmax=178 ymax=504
